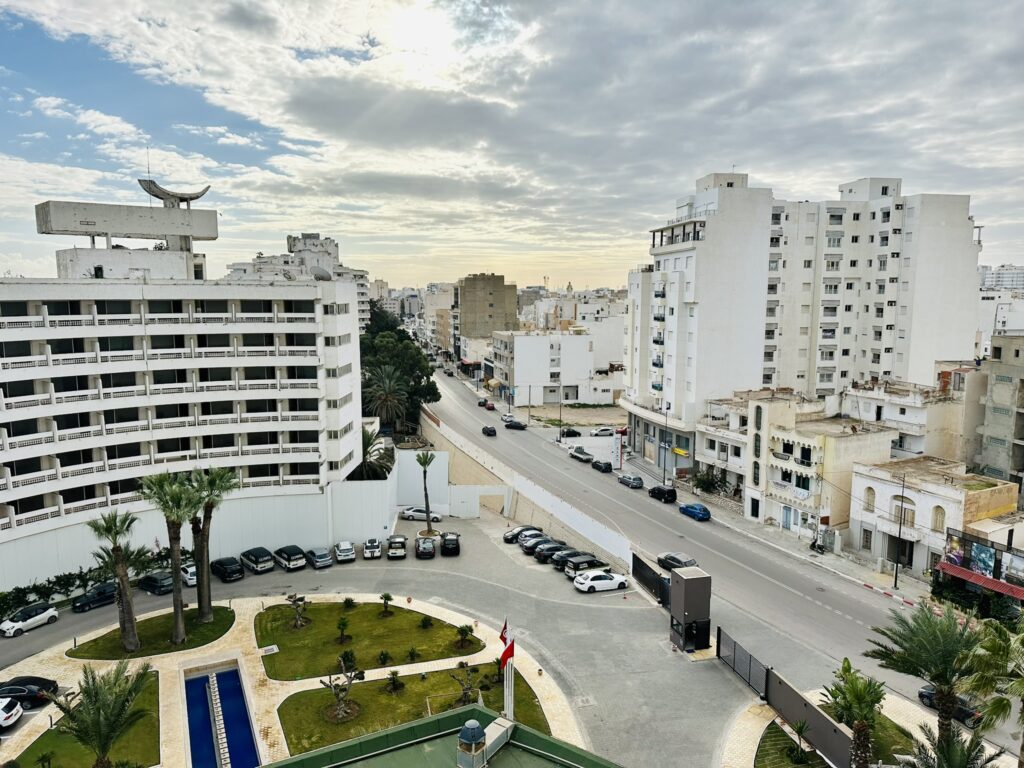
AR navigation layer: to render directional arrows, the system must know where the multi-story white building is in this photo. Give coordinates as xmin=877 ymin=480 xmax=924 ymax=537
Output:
xmin=0 ymin=181 xmax=364 ymax=585
xmin=419 ymin=283 xmax=455 ymax=353
xmin=623 ymin=173 xmax=982 ymax=476
xmin=980 ymin=264 xmax=1024 ymax=291
xmin=525 ymin=295 xmax=626 ymax=331
xmin=978 ymin=289 xmax=1024 ymax=358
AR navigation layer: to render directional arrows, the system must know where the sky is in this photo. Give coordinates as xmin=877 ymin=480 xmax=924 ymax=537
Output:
xmin=0 ymin=1 xmax=1021 ymax=289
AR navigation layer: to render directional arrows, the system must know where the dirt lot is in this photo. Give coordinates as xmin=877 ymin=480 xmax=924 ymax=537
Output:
xmin=521 ymin=403 xmax=627 ymax=427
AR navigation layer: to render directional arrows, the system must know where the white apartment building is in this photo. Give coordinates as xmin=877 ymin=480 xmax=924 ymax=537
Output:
xmin=420 ymin=283 xmax=455 ymax=352
xmin=694 ymin=397 xmax=751 ymax=497
xmin=525 ymin=295 xmax=626 ymax=331
xmin=0 ymin=181 xmax=365 ymax=585
xmin=980 ymin=264 xmax=1024 ymax=291
xmin=978 ymin=289 xmax=1024 ymax=357
xmin=623 ymin=173 xmax=982 ymax=476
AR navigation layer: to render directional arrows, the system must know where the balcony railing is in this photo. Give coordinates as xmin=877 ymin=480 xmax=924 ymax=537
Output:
xmin=653 ymin=314 xmax=665 ymax=322
xmin=654 ymin=290 xmax=666 ymax=299
xmin=652 ymin=359 xmax=664 ymax=368
xmin=652 ymin=337 xmax=665 ymax=346
xmin=794 ymin=457 xmax=814 ymax=468
xmin=652 ymin=383 xmax=663 ymax=391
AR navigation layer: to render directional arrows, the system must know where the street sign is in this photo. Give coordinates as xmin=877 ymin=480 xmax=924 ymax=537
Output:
xmin=672 ymin=447 xmax=689 ymax=457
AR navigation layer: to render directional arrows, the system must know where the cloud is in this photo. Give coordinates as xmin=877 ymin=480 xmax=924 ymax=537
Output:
xmin=173 ymin=123 xmax=265 ymax=149
xmin=17 ymin=131 xmax=47 ymax=139
xmin=34 ymin=95 xmax=147 ymax=140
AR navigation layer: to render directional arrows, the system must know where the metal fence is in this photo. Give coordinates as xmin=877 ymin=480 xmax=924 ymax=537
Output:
xmin=716 ymin=626 xmax=767 ymax=698
xmin=631 ymin=552 xmax=670 ymax=608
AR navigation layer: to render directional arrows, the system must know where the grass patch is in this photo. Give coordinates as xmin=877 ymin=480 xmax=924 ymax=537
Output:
xmin=820 ymin=704 xmax=914 ymax=763
xmin=17 ymin=673 xmax=160 ymax=767
xmin=255 ymin=602 xmax=484 ymax=681
xmin=962 ymin=480 xmax=997 ymax=491
xmin=755 ymin=722 xmax=828 ymax=768
xmin=279 ymin=668 xmax=547 ymax=755
xmin=68 ymin=606 xmax=234 ymax=660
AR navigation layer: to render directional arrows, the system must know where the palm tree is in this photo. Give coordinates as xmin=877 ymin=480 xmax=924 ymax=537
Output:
xmin=962 ymin=617 xmax=1024 ymax=768
xmin=186 ymin=468 xmax=240 ymax=624
xmin=365 ymin=365 xmax=409 ymax=428
xmin=48 ymin=660 xmax=153 ymax=768
xmin=821 ymin=657 xmax=886 ymax=768
xmin=902 ymin=725 xmax=1003 ymax=768
xmin=86 ymin=512 xmax=150 ymax=654
xmin=865 ymin=605 xmax=979 ymax=746
xmin=348 ymin=428 xmax=394 ymax=481
xmin=416 ymin=451 xmax=436 ymax=535
xmin=140 ymin=473 xmax=201 ymax=645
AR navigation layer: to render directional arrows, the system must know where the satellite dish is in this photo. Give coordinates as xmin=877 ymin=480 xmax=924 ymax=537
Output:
xmin=282 ymin=270 xmax=295 ymax=281
xmin=310 ymin=266 xmax=332 ymax=281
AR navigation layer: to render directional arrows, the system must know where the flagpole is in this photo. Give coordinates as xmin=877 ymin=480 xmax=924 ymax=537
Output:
xmin=504 ymin=656 xmax=515 ymax=721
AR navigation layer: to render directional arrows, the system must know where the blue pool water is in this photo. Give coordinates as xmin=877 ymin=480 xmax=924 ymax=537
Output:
xmin=184 ymin=668 xmax=260 ymax=767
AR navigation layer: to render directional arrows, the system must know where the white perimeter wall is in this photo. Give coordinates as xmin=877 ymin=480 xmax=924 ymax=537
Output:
xmin=395 ymin=450 xmax=450 ymax=510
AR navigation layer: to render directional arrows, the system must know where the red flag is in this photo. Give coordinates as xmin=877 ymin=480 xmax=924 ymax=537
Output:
xmin=500 ymin=639 xmax=515 ymax=670
xmin=499 ymin=619 xmax=509 ymax=647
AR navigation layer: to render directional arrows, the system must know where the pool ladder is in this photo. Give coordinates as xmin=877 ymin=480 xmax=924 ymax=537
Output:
xmin=206 ymin=673 xmax=232 ymax=767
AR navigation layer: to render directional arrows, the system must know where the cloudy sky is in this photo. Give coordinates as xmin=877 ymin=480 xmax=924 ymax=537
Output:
xmin=0 ymin=1 xmax=1021 ymax=289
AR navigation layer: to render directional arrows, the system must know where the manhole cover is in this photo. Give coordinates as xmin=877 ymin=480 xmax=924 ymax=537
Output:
xmin=260 ymin=645 xmax=280 ymax=656
xmin=816 ymin=587 xmax=826 ymax=592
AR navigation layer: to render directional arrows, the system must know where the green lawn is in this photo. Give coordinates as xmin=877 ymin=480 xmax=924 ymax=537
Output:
xmin=755 ymin=722 xmax=828 ymax=768
xmin=68 ymin=606 xmax=234 ymax=660
xmin=255 ymin=602 xmax=484 ymax=681
xmin=17 ymin=674 xmax=160 ymax=767
xmin=756 ymin=712 xmax=915 ymax=768
xmin=279 ymin=668 xmax=548 ymax=755
xmin=821 ymin=704 xmax=915 ymax=763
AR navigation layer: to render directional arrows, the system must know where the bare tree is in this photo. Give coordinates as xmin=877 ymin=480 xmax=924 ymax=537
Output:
xmin=320 ymin=658 xmax=363 ymax=720
xmin=286 ymin=593 xmax=310 ymax=629
xmin=448 ymin=661 xmax=478 ymax=706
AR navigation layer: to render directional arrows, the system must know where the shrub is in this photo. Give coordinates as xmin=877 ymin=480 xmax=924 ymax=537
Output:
xmin=343 ymin=597 xmax=356 ymax=610
xmin=419 ymin=615 xmax=434 ymax=630
xmin=340 ymin=650 xmax=357 ymax=671
xmin=384 ymin=669 xmax=405 ymax=694
xmin=407 ymin=647 xmax=420 ymax=663
xmin=378 ymin=649 xmax=392 ymax=665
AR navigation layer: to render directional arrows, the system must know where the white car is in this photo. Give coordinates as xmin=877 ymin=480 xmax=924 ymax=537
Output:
xmin=401 ymin=507 xmax=442 ymax=523
xmin=0 ymin=603 xmax=59 ymax=638
xmin=180 ymin=564 xmax=197 ymax=587
xmin=590 ymin=426 xmax=615 ymax=437
xmin=334 ymin=541 xmax=356 ymax=563
xmin=363 ymin=538 xmax=382 ymax=559
xmin=0 ymin=697 xmax=23 ymax=729
xmin=500 ymin=413 xmax=514 ymax=423
xmin=573 ymin=571 xmax=629 ymax=593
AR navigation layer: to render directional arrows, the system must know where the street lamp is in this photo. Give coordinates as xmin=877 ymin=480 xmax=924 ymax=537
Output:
xmin=892 ymin=473 xmax=907 ymax=590
xmin=662 ymin=404 xmax=670 ymax=486
xmin=557 ymin=383 xmax=563 ymax=443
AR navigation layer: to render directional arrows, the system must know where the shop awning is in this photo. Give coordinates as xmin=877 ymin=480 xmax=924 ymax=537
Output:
xmin=460 ymin=358 xmax=480 ymax=366
xmin=937 ymin=561 xmax=1024 ymax=601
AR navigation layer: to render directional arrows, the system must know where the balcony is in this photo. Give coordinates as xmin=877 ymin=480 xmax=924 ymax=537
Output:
xmin=654 ymin=290 xmax=666 ymax=299
xmin=652 ymin=359 xmax=664 ymax=368
xmin=771 ymin=451 xmax=792 ymax=462
xmin=653 ymin=314 xmax=666 ymax=322
xmin=652 ymin=382 xmax=663 ymax=391
xmin=652 ymin=337 xmax=665 ymax=346
xmin=794 ymin=456 xmax=814 ymax=468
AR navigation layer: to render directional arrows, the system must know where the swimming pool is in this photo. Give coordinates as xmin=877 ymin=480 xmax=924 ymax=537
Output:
xmin=184 ymin=666 xmax=261 ymax=767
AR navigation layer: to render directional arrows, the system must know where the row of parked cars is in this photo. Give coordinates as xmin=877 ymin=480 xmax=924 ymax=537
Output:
xmin=501 ymin=525 xmax=629 ymax=593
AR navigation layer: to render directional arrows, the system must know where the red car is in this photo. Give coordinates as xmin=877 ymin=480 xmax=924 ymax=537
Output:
xmin=615 ymin=426 xmax=628 ymax=435
xmin=485 ymin=402 xmax=496 ymax=411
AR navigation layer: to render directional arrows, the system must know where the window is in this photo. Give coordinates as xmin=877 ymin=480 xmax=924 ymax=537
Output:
xmin=891 ymin=495 xmax=915 ymax=526
xmin=842 ymin=348 xmax=850 ymax=357
xmin=752 ymin=462 xmax=760 ymax=484
xmin=755 ymin=406 xmax=762 ymax=430
xmin=846 ymin=282 xmax=854 ymax=290
xmin=802 ymin=260 xmax=812 ymax=269
xmin=826 ymin=260 xmax=840 ymax=271
xmin=861 ymin=528 xmax=873 ymax=550
xmin=881 ymin=185 xmax=889 ymax=196
xmin=843 ymin=326 xmax=852 ymax=335
xmin=931 ymin=505 xmax=946 ymax=533
xmin=795 ymin=474 xmax=811 ymax=490
xmin=852 ymin=212 xmax=861 ymax=221
xmin=824 ymin=284 xmax=838 ymax=295
xmin=769 ymin=260 xmax=779 ymax=271
xmin=829 ymin=213 xmax=843 ymax=225
xmin=827 ymin=236 xmax=842 ymax=248
xmin=849 ymin=259 xmax=858 ymax=266
xmin=844 ymin=304 xmax=853 ymax=312
xmin=851 ymin=236 xmax=859 ymax=244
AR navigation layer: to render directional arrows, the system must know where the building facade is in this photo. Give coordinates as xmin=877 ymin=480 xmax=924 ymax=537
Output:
xmin=980 ymin=264 xmax=1024 ymax=291
xmin=453 ymin=273 xmax=519 ymax=356
xmin=976 ymin=334 xmax=1024 ymax=489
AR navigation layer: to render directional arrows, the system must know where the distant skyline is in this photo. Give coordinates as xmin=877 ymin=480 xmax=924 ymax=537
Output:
xmin=0 ymin=1 xmax=1022 ymax=287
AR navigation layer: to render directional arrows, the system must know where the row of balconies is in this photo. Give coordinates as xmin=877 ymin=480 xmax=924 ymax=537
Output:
xmin=1 ymin=346 xmax=321 ymax=373
xmin=0 ymin=311 xmax=319 ymax=334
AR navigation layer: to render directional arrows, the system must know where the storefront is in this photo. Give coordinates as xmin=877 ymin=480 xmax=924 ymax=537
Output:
xmin=934 ymin=528 xmax=1024 ymax=610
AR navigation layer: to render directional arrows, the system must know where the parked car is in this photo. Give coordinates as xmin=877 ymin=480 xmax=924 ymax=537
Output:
xmin=657 ymin=552 xmax=698 ymax=570
xmin=138 ymin=572 xmax=174 ymax=596
xmin=618 ymin=473 xmax=644 ymax=489
xmin=401 ymin=506 xmax=442 ymax=523
xmin=590 ymin=426 xmax=615 ymax=437
xmin=522 ymin=536 xmax=565 ymax=555
xmin=551 ymin=549 xmax=592 ymax=571
xmin=568 ymin=446 xmax=594 ymax=463
xmin=334 ymin=541 xmax=357 ymax=563
xmin=482 ymin=425 xmax=497 ymax=437
xmin=210 ymin=557 xmax=244 ymax=582
xmin=71 ymin=581 xmax=117 ymax=612
xmin=614 ymin=426 xmax=628 ymax=436
xmin=648 ymin=485 xmax=677 ymax=503
xmin=517 ymin=529 xmax=548 ymax=545
xmin=505 ymin=420 xmax=527 ymax=430
xmin=564 ymin=555 xmax=610 ymax=580
xmin=0 ymin=603 xmax=59 ymax=638
xmin=534 ymin=543 xmax=572 ymax=563
xmin=917 ymin=685 xmax=983 ymax=728
xmin=180 ymin=563 xmax=197 ymax=587
xmin=0 ymin=676 xmax=58 ymax=710
xmin=560 ymin=427 xmax=581 ymax=438
xmin=503 ymin=525 xmax=541 ymax=544
xmin=439 ymin=532 xmax=461 ymax=556
xmin=0 ymin=698 xmax=23 ymax=729
xmin=273 ymin=545 xmax=308 ymax=571
xmin=415 ymin=537 xmax=436 ymax=559
xmin=679 ymin=503 xmax=711 ymax=521
xmin=477 ymin=399 xmax=488 ymax=407
xmin=501 ymin=413 xmax=515 ymax=423
xmin=387 ymin=535 xmax=408 ymax=560
xmin=305 ymin=547 xmax=334 ymax=569
xmin=574 ymin=571 xmax=629 ymax=593
xmin=591 ymin=460 xmax=613 ymax=473
xmin=240 ymin=546 xmax=275 ymax=574
xmin=445 ymin=370 xmax=455 ymax=377
xmin=485 ymin=402 xmax=496 ymax=411
xmin=363 ymin=538 xmax=383 ymax=559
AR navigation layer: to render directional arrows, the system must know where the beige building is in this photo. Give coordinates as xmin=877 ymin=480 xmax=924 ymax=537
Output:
xmin=454 ymin=273 xmax=518 ymax=347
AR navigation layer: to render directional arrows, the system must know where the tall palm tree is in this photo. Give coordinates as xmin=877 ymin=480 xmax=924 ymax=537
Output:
xmin=86 ymin=512 xmax=150 ymax=654
xmin=48 ymin=660 xmax=153 ymax=768
xmin=140 ymin=473 xmax=201 ymax=645
xmin=186 ymin=468 xmax=240 ymax=624
xmin=962 ymin=616 xmax=1024 ymax=768
xmin=348 ymin=428 xmax=394 ymax=481
xmin=365 ymin=365 xmax=409 ymax=428
xmin=902 ymin=725 xmax=1003 ymax=768
xmin=821 ymin=657 xmax=886 ymax=768
xmin=416 ymin=451 xmax=437 ymax=535
xmin=865 ymin=605 xmax=979 ymax=746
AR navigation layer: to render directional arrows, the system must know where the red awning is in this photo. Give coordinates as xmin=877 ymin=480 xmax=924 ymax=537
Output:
xmin=937 ymin=561 xmax=1024 ymax=601
xmin=460 ymin=358 xmax=480 ymax=366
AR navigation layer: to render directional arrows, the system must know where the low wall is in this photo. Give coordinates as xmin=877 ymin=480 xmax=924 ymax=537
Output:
xmin=767 ymin=670 xmax=852 ymax=768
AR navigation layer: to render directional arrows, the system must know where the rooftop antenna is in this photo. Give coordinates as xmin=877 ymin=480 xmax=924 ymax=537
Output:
xmin=146 ymin=145 xmax=152 ymax=207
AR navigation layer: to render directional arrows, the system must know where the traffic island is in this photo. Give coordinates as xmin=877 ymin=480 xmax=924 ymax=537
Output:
xmin=67 ymin=606 xmax=235 ymax=660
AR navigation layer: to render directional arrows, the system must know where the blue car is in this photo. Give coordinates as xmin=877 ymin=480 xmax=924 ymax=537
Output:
xmin=679 ymin=503 xmax=711 ymax=521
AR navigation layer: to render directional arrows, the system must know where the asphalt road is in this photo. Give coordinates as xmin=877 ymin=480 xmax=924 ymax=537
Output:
xmin=430 ymin=372 xmax=1019 ymax=755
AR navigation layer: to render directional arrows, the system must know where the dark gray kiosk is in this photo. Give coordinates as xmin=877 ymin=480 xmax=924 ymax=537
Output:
xmin=669 ymin=566 xmax=712 ymax=651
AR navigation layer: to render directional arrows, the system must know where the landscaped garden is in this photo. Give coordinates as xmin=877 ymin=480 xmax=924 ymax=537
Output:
xmin=68 ymin=606 xmax=235 ymax=660
xmin=278 ymin=666 xmax=549 ymax=755
xmin=255 ymin=597 xmax=484 ymax=680
xmin=754 ymin=722 xmax=828 ymax=768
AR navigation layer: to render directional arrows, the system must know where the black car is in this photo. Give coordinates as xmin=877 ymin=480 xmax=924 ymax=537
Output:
xmin=0 ymin=676 xmax=58 ymax=710
xmin=210 ymin=557 xmax=244 ymax=583
xmin=522 ymin=536 xmax=565 ymax=555
xmin=560 ymin=427 xmax=581 ymax=438
xmin=138 ymin=572 xmax=174 ymax=596
xmin=505 ymin=420 xmax=527 ymax=430
xmin=918 ymin=685 xmax=983 ymax=728
xmin=72 ymin=581 xmax=117 ymax=612
xmin=482 ymin=426 xmax=497 ymax=437
xmin=445 ymin=370 xmax=455 ymax=377
xmin=534 ymin=542 xmax=571 ymax=563
xmin=503 ymin=525 xmax=541 ymax=544
xmin=591 ymin=460 xmax=613 ymax=473
xmin=415 ymin=537 xmax=436 ymax=559
xmin=477 ymin=398 xmax=488 ymax=407
xmin=656 ymin=552 xmax=698 ymax=570
xmin=648 ymin=485 xmax=677 ymax=503
xmin=551 ymin=549 xmax=592 ymax=571
xmin=439 ymin=532 xmax=461 ymax=556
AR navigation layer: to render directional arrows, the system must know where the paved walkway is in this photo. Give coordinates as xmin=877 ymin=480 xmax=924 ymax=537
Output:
xmin=0 ymin=594 xmax=581 ymax=767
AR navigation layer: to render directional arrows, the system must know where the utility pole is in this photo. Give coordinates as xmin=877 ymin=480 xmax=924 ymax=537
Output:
xmin=557 ymin=383 xmax=563 ymax=442
xmin=662 ymin=405 xmax=670 ymax=486
xmin=893 ymin=473 xmax=907 ymax=590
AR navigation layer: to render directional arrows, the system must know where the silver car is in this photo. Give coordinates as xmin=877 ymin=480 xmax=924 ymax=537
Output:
xmin=618 ymin=473 xmax=644 ymax=489
xmin=305 ymin=547 xmax=333 ymax=569
xmin=401 ymin=506 xmax=442 ymax=523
